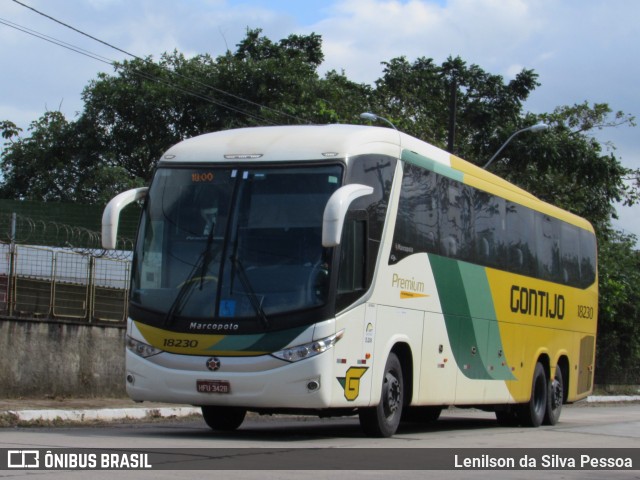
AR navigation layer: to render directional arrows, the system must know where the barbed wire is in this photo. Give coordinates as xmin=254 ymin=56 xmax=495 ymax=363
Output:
xmin=0 ymin=212 xmax=133 ymax=260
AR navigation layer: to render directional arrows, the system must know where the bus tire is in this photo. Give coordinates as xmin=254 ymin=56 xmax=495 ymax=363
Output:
xmin=359 ymin=352 xmax=404 ymax=437
xmin=201 ymin=406 xmax=246 ymax=431
xmin=544 ymin=365 xmax=563 ymax=425
xmin=518 ymin=362 xmax=547 ymax=427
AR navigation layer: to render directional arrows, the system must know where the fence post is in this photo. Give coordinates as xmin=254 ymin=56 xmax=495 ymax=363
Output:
xmin=7 ymin=213 xmax=16 ymax=317
xmin=88 ymin=255 xmax=95 ymax=323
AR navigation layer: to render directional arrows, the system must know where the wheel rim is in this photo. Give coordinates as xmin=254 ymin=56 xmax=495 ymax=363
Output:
xmin=550 ymin=377 xmax=563 ymax=410
xmin=383 ymin=371 xmax=401 ymax=418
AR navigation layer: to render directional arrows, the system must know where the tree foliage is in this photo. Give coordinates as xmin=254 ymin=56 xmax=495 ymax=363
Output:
xmin=595 ymin=231 xmax=640 ymax=384
xmin=371 ymin=55 xmax=540 ymax=161
xmin=0 ymin=113 xmax=142 ymax=203
xmin=1 ymin=29 xmax=639 ymax=383
xmin=492 ymin=103 xmax=636 ymax=236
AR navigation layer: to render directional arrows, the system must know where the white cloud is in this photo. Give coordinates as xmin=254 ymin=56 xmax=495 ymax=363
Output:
xmin=0 ymin=105 xmax=43 ymax=132
xmin=310 ymin=0 xmax=552 ymax=83
xmin=505 ymin=64 xmax=525 ymax=79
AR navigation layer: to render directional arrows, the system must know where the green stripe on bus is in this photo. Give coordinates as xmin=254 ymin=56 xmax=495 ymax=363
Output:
xmin=429 ymin=255 xmax=513 ymax=380
xmin=429 ymin=254 xmax=491 ymax=379
xmin=208 ymin=325 xmax=308 ymax=353
xmin=458 ymin=262 xmax=514 ymax=380
xmin=401 ymin=150 xmax=464 ymax=182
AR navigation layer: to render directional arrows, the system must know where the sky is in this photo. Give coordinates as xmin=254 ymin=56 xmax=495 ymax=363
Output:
xmin=1 ymin=0 xmax=639 ymax=238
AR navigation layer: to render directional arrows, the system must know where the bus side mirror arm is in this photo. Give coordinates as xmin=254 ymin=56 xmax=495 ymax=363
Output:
xmin=102 ymin=187 xmax=149 ymax=249
xmin=322 ymin=184 xmax=373 ymax=247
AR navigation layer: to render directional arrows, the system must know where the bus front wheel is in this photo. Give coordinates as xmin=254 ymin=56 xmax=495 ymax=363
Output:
xmin=359 ymin=352 xmax=404 ymax=437
xmin=201 ymin=406 xmax=246 ymax=431
xmin=518 ymin=362 xmax=547 ymax=427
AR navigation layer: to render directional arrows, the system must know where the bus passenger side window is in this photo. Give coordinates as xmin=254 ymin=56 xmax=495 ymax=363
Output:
xmin=390 ymin=164 xmax=438 ymax=264
xmin=579 ymin=230 xmax=597 ymax=287
xmin=473 ymin=191 xmax=504 ymax=268
xmin=438 ymin=178 xmax=471 ymax=261
xmin=536 ymin=214 xmax=561 ymax=283
xmin=560 ymin=223 xmax=581 ymax=286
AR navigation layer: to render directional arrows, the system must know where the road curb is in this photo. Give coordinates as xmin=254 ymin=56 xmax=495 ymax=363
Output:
xmin=586 ymin=395 xmax=640 ymax=403
xmin=7 ymin=406 xmax=201 ymax=423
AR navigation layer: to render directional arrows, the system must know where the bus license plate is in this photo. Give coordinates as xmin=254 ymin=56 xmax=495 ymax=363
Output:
xmin=197 ymin=380 xmax=231 ymax=394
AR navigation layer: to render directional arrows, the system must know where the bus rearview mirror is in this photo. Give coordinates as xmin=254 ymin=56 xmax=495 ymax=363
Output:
xmin=322 ymin=184 xmax=373 ymax=247
xmin=102 ymin=187 xmax=148 ymax=249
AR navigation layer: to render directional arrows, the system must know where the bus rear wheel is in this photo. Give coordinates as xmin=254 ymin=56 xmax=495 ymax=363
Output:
xmin=518 ymin=362 xmax=547 ymax=427
xmin=201 ymin=406 xmax=246 ymax=431
xmin=359 ymin=353 xmax=404 ymax=437
xmin=544 ymin=365 xmax=563 ymax=425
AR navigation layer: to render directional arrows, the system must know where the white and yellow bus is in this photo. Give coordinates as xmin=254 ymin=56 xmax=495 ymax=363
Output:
xmin=102 ymin=124 xmax=598 ymax=437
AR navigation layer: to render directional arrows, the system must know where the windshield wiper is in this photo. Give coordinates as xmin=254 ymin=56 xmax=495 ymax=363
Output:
xmin=164 ymin=228 xmax=218 ymax=327
xmin=229 ymin=254 xmax=270 ymax=330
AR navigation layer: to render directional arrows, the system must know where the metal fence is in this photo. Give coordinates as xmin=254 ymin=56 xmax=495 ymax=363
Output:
xmin=0 ymin=202 xmax=138 ymax=324
xmin=0 ymin=243 xmax=131 ymax=324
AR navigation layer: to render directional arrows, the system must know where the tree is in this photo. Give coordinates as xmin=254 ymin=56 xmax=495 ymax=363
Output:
xmin=0 ymin=112 xmax=142 ymax=203
xmin=595 ymin=231 xmax=640 ymax=385
xmin=371 ymin=55 xmax=540 ymax=160
xmin=76 ymin=29 xmax=368 ymax=187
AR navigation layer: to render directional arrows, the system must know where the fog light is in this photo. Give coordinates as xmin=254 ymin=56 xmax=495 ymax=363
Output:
xmin=126 ymin=374 xmax=135 ymax=385
xmin=307 ymin=380 xmax=320 ymax=391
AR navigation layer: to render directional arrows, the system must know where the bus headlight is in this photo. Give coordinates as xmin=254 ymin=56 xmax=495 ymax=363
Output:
xmin=272 ymin=330 xmax=344 ymax=362
xmin=126 ymin=335 xmax=162 ymax=358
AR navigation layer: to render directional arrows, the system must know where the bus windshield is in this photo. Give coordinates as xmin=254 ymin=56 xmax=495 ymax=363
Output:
xmin=131 ymin=164 xmax=343 ymax=329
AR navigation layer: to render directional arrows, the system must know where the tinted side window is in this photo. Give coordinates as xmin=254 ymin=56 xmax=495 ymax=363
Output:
xmin=579 ymin=230 xmax=597 ymax=287
xmin=390 ymin=163 xmax=438 ymax=264
xmin=473 ymin=190 xmax=505 ymax=268
xmin=503 ymin=202 xmax=536 ymax=277
xmin=536 ymin=214 xmax=561 ymax=283
xmin=438 ymin=178 xmax=472 ymax=261
xmin=560 ymin=222 xmax=581 ymax=286
xmin=390 ymin=162 xmax=596 ymax=289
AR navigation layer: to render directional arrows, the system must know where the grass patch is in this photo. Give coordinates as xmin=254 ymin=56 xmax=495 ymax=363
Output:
xmin=0 ymin=412 xmax=202 ymax=428
xmin=0 ymin=412 xmax=19 ymax=428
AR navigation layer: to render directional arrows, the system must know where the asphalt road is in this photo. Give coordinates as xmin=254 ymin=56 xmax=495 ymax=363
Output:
xmin=1 ymin=403 xmax=639 ymax=479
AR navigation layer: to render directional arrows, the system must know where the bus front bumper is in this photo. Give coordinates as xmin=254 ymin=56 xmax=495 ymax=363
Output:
xmin=125 ymin=348 xmax=335 ymax=409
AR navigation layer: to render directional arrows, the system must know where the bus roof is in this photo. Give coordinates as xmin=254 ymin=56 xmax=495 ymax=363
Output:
xmin=160 ymin=124 xmax=593 ymax=232
xmin=161 ymin=124 xmax=401 ymax=163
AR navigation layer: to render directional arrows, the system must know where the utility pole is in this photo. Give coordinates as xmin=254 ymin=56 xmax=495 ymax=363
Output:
xmin=447 ymin=76 xmax=457 ymax=154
